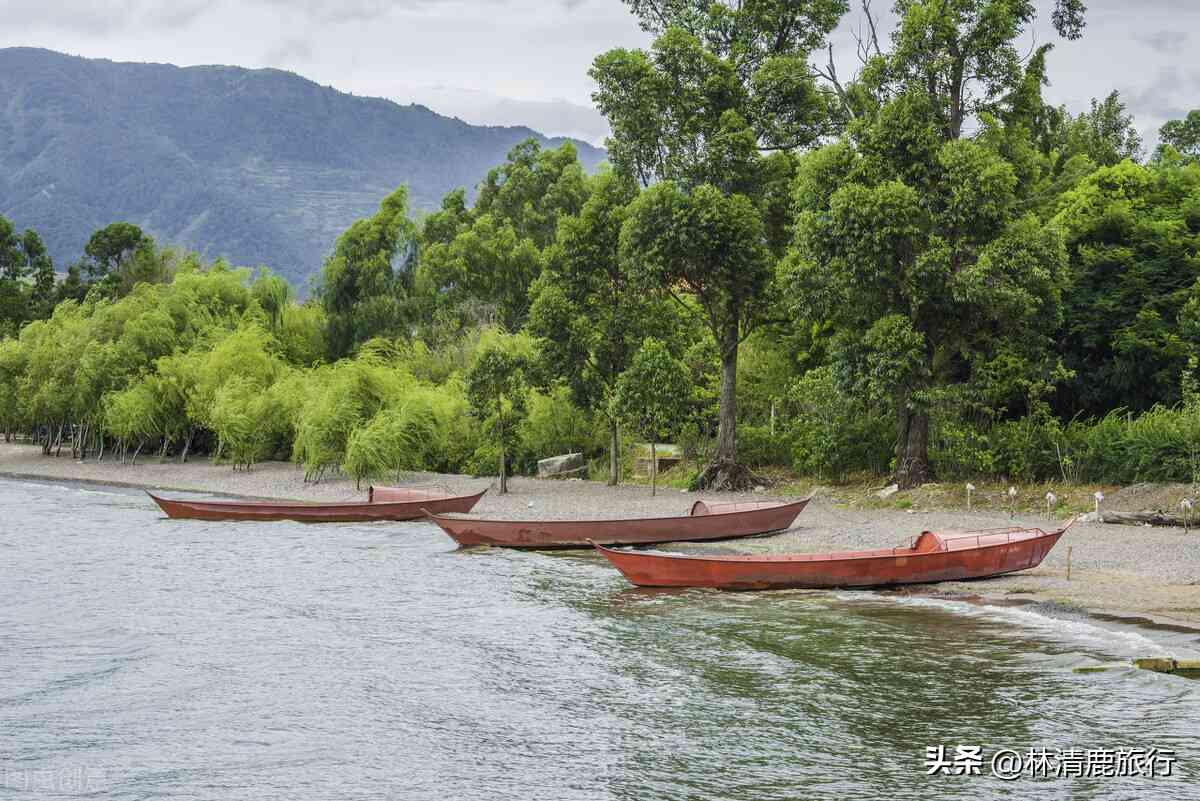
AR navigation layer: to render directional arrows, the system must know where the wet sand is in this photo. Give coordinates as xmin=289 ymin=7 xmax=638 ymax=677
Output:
xmin=4 ymin=442 xmax=1199 ymax=627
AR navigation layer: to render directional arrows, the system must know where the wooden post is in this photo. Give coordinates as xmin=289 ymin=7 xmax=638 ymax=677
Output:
xmin=1066 ymin=546 xmax=1073 ymax=582
xmin=650 ymin=441 xmax=657 ymax=497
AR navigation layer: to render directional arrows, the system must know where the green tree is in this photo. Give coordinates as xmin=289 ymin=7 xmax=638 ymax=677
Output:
xmin=789 ymin=0 xmax=1080 ymax=488
xmin=620 ymin=182 xmax=773 ymax=482
xmin=614 ymin=338 xmax=690 ymax=496
xmin=0 ymin=337 xmax=27 ymax=439
xmin=1049 ymin=92 xmax=1144 ymax=167
xmin=319 ymin=186 xmax=417 ymax=359
xmin=24 ymin=230 xmax=57 ymax=321
xmin=0 ymin=217 xmax=28 ymax=336
xmin=527 ymin=170 xmax=663 ymax=485
xmin=343 ymin=399 xmax=438 ymax=488
xmin=417 ymin=141 xmax=587 ymax=333
xmin=591 ymin=0 xmax=842 ymax=488
xmin=1055 ymin=159 xmax=1200 ymax=415
xmin=1159 ymin=110 xmax=1200 ymax=162
xmin=83 ymin=222 xmax=150 ymax=279
xmin=465 ymin=342 xmax=529 ymax=494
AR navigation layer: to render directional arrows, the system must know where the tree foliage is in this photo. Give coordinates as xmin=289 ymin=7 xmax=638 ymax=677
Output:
xmin=319 ymin=187 xmax=417 ymax=359
xmin=614 ymin=337 xmax=691 ymax=494
xmin=591 ymin=0 xmax=840 ymax=487
xmin=465 ymin=335 xmax=531 ymax=493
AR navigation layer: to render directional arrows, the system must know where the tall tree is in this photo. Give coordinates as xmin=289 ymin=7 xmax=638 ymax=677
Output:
xmin=591 ymin=0 xmax=843 ymax=489
xmin=0 ymin=220 xmax=56 ymax=334
xmin=23 ymin=230 xmax=57 ymax=321
xmin=789 ymin=0 xmax=1083 ymax=488
xmin=0 ymin=217 xmax=27 ymax=336
xmin=83 ymin=222 xmax=150 ymax=279
xmin=527 ymin=170 xmax=663 ymax=485
xmin=466 ymin=344 xmax=529 ymax=495
xmin=319 ymin=186 xmax=417 ymax=359
xmin=417 ymin=141 xmax=587 ymax=333
xmin=1053 ymin=159 xmax=1200 ymax=416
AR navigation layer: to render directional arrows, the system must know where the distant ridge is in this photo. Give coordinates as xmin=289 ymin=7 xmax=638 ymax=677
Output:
xmin=0 ymin=47 xmax=606 ymax=285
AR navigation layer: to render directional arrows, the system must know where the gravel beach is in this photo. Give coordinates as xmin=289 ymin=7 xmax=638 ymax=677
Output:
xmin=4 ymin=442 xmax=1199 ymax=626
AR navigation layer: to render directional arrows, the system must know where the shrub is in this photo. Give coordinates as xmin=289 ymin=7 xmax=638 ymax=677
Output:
xmin=786 ymin=367 xmax=893 ymax=481
xmin=515 ymin=387 xmax=594 ymax=473
xmin=737 ymin=424 xmax=792 ymax=468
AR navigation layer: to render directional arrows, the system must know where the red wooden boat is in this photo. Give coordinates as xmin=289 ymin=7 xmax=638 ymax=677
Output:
xmin=594 ymin=518 xmax=1075 ymax=590
xmin=424 ymin=497 xmax=810 ymax=549
xmin=148 ymin=487 xmax=486 ymax=523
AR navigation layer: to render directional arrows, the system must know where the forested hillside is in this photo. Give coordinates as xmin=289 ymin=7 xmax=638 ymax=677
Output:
xmin=0 ymin=48 xmax=605 ymax=285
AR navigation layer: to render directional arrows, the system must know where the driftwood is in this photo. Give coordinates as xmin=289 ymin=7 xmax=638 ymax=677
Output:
xmin=1100 ymin=510 xmax=1195 ymax=528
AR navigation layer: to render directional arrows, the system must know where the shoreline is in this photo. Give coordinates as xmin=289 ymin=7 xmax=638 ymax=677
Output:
xmin=4 ymin=442 xmax=1200 ymax=632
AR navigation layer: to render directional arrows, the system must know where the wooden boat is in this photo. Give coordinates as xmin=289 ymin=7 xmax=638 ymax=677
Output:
xmin=593 ymin=518 xmax=1075 ymax=590
xmin=148 ymin=488 xmax=487 ymax=523
xmin=424 ymin=497 xmax=810 ymax=549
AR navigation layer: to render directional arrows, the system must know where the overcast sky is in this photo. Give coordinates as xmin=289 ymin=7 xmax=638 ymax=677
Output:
xmin=1 ymin=0 xmax=1195 ymax=147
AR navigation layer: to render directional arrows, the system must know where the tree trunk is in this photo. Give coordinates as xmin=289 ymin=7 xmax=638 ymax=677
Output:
xmin=1100 ymin=510 xmax=1191 ymax=528
xmin=696 ymin=343 xmax=764 ymax=492
xmin=498 ymin=415 xmax=508 ymax=495
xmin=650 ymin=441 xmax=657 ymax=497
xmin=895 ymin=402 xmax=931 ymax=490
xmin=181 ymin=428 xmax=194 ymax=463
xmin=715 ymin=346 xmax=738 ymax=462
xmin=499 ymin=445 xmax=508 ymax=495
xmin=608 ymin=420 xmax=619 ymax=486
xmin=131 ymin=439 xmax=143 ymax=466
xmin=54 ymin=422 xmax=65 ymax=457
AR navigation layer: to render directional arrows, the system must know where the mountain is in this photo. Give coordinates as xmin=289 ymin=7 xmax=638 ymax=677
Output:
xmin=0 ymin=48 xmax=606 ymax=286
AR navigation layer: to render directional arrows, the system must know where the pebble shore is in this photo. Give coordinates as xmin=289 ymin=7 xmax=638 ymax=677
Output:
xmin=4 ymin=442 xmax=1198 ymax=626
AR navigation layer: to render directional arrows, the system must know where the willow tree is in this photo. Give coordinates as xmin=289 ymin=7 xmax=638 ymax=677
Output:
xmin=788 ymin=0 xmax=1084 ymax=488
xmin=591 ymin=1 xmax=842 ymax=489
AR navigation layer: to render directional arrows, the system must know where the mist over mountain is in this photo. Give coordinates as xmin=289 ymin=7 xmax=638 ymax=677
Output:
xmin=0 ymin=47 xmax=606 ymax=286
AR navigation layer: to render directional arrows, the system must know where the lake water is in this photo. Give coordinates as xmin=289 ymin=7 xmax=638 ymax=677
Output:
xmin=2 ymin=477 xmax=1198 ymax=800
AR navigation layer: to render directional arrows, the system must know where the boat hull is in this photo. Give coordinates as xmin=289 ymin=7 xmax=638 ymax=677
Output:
xmin=595 ymin=524 xmax=1069 ymax=590
xmin=148 ymin=489 xmax=486 ymax=523
xmin=426 ymin=498 xmax=809 ymax=549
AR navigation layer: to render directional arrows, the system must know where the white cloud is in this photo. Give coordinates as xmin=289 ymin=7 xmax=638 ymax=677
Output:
xmin=0 ymin=0 xmax=1195 ymax=148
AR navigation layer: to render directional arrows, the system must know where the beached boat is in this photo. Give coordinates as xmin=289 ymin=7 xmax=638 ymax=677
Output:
xmin=593 ymin=518 xmax=1075 ymax=590
xmin=148 ymin=488 xmax=487 ymax=523
xmin=424 ymin=497 xmax=810 ymax=549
